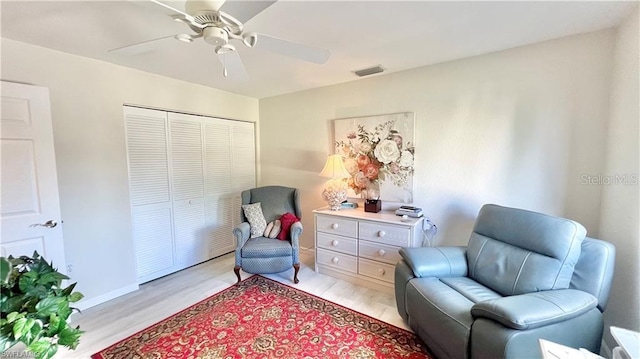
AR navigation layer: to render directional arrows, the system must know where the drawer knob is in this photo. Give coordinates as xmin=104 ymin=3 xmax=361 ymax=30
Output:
xmin=378 ymin=268 xmax=386 ymax=275
xmin=377 ymin=249 xmax=386 ymax=256
xmin=378 ymin=230 xmax=386 ymax=237
xmin=331 ymin=240 xmax=339 ymax=247
xmin=331 ymin=223 xmax=339 ymax=230
xmin=332 ymin=257 xmax=339 ymax=264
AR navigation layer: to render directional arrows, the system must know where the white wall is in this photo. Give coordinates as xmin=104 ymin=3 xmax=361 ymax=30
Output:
xmin=1 ymin=39 xmax=259 ymax=307
xmin=260 ymin=30 xmax=615 ymax=250
xmin=599 ymin=9 xmax=640 ymax=352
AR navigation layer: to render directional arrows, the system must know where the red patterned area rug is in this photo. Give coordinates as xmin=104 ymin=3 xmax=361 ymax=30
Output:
xmin=92 ymin=275 xmax=430 ymax=358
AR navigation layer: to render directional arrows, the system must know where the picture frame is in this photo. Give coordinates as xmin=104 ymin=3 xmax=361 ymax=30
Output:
xmin=332 ymin=112 xmax=415 ymax=203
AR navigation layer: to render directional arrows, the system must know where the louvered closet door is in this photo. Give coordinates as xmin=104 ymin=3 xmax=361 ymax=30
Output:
xmin=169 ymin=113 xmax=207 ymax=269
xmin=204 ymin=120 xmax=234 ymax=257
xmin=125 ymin=107 xmax=256 ymax=282
xmin=229 ymin=122 xmax=256 ymax=247
xmin=124 ymin=107 xmax=175 ymax=283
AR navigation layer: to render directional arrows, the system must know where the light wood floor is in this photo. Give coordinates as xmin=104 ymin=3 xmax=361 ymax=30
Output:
xmin=55 ymin=249 xmax=411 ymax=358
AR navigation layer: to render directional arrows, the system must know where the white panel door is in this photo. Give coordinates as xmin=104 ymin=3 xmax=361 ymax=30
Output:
xmin=169 ymin=113 xmax=206 ymax=268
xmin=124 ymin=106 xmax=175 ymax=283
xmin=0 ymin=81 xmax=66 ymax=271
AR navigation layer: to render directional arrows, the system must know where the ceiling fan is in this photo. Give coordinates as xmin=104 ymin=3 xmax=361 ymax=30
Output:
xmin=110 ymin=0 xmax=330 ymax=79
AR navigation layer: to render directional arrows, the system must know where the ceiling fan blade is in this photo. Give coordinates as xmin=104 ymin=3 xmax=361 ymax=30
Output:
xmin=254 ymin=34 xmax=330 ymax=64
xmin=108 ymin=35 xmax=177 ymax=56
xmin=216 ymin=50 xmax=249 ymax=81
xmin=219 ymin=0 xmax=277 ymax=23
xmin=130 ymin=0 xmax=205 ymax=29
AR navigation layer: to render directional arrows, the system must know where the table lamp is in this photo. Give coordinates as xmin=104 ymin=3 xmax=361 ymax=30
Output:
xmin=319 ymin=154 xmax=351 ymax=210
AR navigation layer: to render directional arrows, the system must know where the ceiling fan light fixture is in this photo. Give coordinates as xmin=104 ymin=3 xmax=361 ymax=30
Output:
xmin=242 ymin=33 xmax=258 ymax=48
xmin=203 ymin=26 xmax=228 ymax=46
xmin=175 ymin=34 xmax=194 ymax=43
xmin=215 ymin=44 xmax=236 ymax=54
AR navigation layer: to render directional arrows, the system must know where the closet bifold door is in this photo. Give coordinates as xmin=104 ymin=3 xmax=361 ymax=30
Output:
xmin=204 ymin=119 xmax=234 ymax=258
xmin=230 ymin=121 xmax=256 ymax=240
xmin=168 ymin=113 xmax=207 ymax=270
xmin=125 ymin=106 xmax=256 ymax=283
xmin=124 ymin=107 xmax=176 ymax=284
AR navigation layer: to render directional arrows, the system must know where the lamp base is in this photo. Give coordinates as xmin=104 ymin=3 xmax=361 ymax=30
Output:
xmin=322 ymin=188 xmax=347 ymax=211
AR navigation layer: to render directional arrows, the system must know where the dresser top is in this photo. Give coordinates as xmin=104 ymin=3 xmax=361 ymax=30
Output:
xmin=313 ymin=206 xmax=423 ymax=227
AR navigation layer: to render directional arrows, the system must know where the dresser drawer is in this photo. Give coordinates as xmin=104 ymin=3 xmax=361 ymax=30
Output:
xmin=358 ymin=258 xmax=396 ymax=283
xmin=358 ymin=241 xmax=401 ymax=265
xmin=316 ymin=215 xmax=358 ymax=238
xmin=359 ymin=222 xmax=410 ymax=246
xmin=317 ymin=232 xmax=358 ymax=255
xmin=317 ymin=248 xmax=357 ymax=273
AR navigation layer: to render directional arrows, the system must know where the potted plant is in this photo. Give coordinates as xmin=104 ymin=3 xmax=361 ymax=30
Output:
xmin=0 ymin=252 xmax=84 ymax=359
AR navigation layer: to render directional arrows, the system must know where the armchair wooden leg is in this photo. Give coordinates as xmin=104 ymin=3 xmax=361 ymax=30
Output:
xmin=293 ymin=263 xmax=300 ymax=284
xmin=233 ymin=266 xmax=241 ymax=283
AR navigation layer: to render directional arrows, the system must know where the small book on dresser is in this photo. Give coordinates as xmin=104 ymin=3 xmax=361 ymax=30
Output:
xmin=395 ymin=206 xmax=423 ymax=217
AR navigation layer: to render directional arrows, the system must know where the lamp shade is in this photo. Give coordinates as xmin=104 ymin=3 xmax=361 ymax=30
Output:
xmin=319 ymin=155 xmax=351 ymax=178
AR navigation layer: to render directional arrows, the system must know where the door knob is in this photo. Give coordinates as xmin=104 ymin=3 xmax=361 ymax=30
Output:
xmin=30 ymin=220 xmax=57 ymax=228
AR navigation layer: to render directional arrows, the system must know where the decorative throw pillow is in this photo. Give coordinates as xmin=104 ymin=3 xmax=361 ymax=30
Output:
xmin=268 ymin=220 xmax=281 ymax=238
xmin=242 ymin=202 xmax=266 ymax=238
xmin=263 ymin=221 xmax=274 ymax=238
xmin=277 ymin=212 xmax=300 ymax=241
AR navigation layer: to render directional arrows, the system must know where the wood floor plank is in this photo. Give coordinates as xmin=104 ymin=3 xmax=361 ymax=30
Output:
xmin=53 ymin=250 xmax=410 ymax=358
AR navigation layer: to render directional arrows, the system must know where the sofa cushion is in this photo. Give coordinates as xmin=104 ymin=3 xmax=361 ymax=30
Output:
xmin=440 ymin=277 xmax=502 ymax=303
xmin=241 ymin=238 xmax=292 ymax=258
xmin=466 ymin=204 xmax=586 ymax=296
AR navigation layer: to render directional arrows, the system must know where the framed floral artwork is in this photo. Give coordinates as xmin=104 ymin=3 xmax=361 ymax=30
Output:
xmin=333 ymin=112 xmax=415 ymax=203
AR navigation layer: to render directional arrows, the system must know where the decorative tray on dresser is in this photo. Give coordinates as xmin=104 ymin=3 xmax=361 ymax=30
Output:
xmin=313 ymin=206 xmax=424 ymax=293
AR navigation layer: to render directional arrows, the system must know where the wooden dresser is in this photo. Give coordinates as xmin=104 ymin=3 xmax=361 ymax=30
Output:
xmin=313 ymin=207 xmax=424 ymax=293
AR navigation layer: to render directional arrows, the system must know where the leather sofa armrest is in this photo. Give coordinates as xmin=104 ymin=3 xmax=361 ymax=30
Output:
xmin=399 ymin=246 xmax=468 ymax=278
xmin=471 ymin=289 xmax=597 ymax=330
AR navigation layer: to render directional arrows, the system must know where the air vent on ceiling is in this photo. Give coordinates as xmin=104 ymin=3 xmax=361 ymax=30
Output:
xmin=353 ymin=65 xmax=384 ymax=77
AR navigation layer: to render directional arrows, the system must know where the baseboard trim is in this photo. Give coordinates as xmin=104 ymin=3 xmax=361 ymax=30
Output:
xmin=75 ymin=283 xmax=139 ymax=311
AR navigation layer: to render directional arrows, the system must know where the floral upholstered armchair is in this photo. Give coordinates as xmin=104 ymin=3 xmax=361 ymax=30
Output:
xmin=233 ymin=186 xmax=303 ymax=284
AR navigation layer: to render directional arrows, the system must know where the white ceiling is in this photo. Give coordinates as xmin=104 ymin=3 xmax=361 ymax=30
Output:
xmin=1 ymin=1 xmax=636 ymax=99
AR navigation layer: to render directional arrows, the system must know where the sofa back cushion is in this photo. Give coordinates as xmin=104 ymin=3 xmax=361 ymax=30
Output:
xmin=467 ymin=204 xmax=586 ymax=296
xmin=241 ymin=186 xmax=301 ymax=223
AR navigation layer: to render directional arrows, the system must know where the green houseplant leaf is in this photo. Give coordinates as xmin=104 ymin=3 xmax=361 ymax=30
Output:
xmin=0 ymin=258 xmax=10 ymax=285
xmin=0 ymin=252 xmax=84 ymax=357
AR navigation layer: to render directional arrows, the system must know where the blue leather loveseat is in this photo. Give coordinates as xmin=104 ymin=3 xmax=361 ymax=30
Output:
xmin=395 ymin=204 xmax=615 ymax=358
